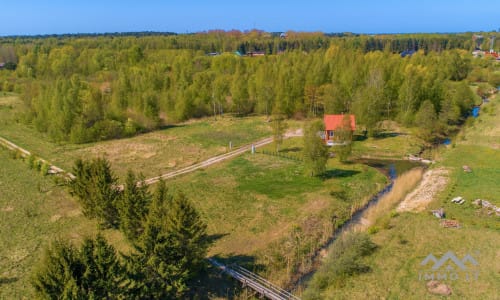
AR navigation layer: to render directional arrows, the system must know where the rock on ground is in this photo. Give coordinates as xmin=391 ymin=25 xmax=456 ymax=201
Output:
xmin=426 ymin=280 xmax=452 ymax=296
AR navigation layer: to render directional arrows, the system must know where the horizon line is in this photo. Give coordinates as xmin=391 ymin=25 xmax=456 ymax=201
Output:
xmin=1 ymin=29 xmax=496 ymax=38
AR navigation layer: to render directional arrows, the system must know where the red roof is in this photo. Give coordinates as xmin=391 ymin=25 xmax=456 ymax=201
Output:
xmin=324 ymin=114 xmax=356 ymax=131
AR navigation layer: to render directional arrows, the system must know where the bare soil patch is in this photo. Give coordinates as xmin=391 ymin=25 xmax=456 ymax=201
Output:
xmin=397 ymin=168 xmax=449 ymax=212
xmin=1 ymin=206 xmax=14 ymax=212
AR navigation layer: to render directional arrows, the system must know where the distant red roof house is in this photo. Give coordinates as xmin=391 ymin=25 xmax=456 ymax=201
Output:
xmin=323 ymin=114 xmax=356 ymax=141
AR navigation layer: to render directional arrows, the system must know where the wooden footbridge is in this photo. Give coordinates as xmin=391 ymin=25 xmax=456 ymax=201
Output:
xmin=208 ymin=258 xmax=301 ymax=300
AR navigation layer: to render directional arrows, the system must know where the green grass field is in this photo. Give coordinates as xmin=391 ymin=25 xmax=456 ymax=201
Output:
xmin=0 ymin=95 xmax=273 ymax=179
xmin=305 ymin=94 xmax=500 ymax=299
xmin=0 ymin=149 xmax=100 ymax=299
xmin=1 ymin=94 xmax=392 ymax=295
xmin=162 ymin=138 xmax=387 ymax=284
xmin=351 ymin=126 xmax=425 ymax=160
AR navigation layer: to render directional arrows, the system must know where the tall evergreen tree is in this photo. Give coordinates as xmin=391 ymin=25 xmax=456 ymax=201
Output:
xmin=79 ymin=235 xmax=123 ymax=298
xmin=69 ymin=158 xmax=120 ymax=228
xmin=31 ymin=240 xmax=84 ymax=299
xmin=124 ymin=187 xmax=208 ymax=299
xmin=32 ymin=236 xmax=122 ymax=300
xmin=118 ymin=170 xmax=151 ymax=242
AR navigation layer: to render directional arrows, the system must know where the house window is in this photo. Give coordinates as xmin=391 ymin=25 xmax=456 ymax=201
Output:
xmin=329 ymin=131 xmax=334 ymax=137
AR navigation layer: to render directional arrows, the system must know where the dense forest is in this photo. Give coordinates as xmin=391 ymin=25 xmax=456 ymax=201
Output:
xmin=1 ymin=31 xmax=499 ymax=143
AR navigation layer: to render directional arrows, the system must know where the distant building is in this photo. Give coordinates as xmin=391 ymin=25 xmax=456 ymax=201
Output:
xmin=0 ymin=62 xmax=5 ymax=69
xmin=400 ymin=49 xmax=416 ymax=58
xmin=323 ymin=114 xmax=356 ymax=142
xmin=246 ymin=51 xmax=265 ymax=57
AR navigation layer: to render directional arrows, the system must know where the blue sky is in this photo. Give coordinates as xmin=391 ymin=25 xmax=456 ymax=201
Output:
xmin=1 ymin=1 xmax=498 ymax=36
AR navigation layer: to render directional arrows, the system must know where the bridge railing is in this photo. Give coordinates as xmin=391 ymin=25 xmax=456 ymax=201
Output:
xmin=208 ymin=258 xmax=300 ymax=300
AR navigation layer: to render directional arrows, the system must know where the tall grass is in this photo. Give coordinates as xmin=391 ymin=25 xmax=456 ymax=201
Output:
xmin=357 ymin=167 xmax=424 ymax=230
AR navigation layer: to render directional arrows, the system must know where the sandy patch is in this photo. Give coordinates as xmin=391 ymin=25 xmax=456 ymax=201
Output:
xmin=81 ymin=141 xmax=158 ymax=161
xmin=9 ymin=248 xmax=29 ymax=263
xmin=50 ymin=214 xmax=62 ymax=222
xmin=1 ymin=206 xmax=14 ymax=212
xmin=397 ymin=168 xmax=449 ymax=212
xmin=66 ymin=209 xmax=82 ymax=217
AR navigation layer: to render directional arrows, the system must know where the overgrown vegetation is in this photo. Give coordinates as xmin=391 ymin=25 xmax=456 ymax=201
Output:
xmin=0 ymin=32 xmax=488 ymax=144
xmin=303 ymin=93 xmax=500 ymax=299
xmin=303 ymin=233 xmax=377 ymax=300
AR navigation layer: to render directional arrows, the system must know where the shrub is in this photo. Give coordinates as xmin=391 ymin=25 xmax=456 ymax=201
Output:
xmin=303 ymin=233 xmax=377 ymax=299
xmin=11 ymin=149 xmax=24 ymax=160
xmin=378 ymin=217 xmax=392 ymax=230
xmin=27 ymin=155 xmax=36 ymax=169
xmin=390 ymin=210 xmax=399 ymax=218
xmin=40 ymin=162 xmax=51 ymax=176
xmin=367 ymin=225 xmax=380 ymax=234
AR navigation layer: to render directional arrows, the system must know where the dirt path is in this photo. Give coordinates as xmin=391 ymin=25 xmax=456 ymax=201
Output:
xmin=397 ymin=167 xmax=449 ymax=212
xmin=0 ymin=136 xmax=74 ymax=179
xmin=143 ymin=129 xmax=303 ymax=185
xmin=0 ymin=129 xmax=303 ymax=186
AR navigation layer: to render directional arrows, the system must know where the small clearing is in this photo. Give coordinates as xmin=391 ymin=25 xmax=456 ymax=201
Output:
xmin=397 ymin=167 xmax=449 ymax=212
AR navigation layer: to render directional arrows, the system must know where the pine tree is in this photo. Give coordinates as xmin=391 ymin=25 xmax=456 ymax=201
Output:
xmin=69 ymin=158 xmax=120 ymax=228
xmin=164 ymin=192 xmax=208 ymax=279
xmin=31 ymin=240 xmax=84 ymax=299
xmin=69 ymin=159 xmax=94 ymax=216
xmin=32 ymin=236 xmax=123 ymax=299
xmin=124 ymin=186 xmax=208 ymax=299
xmin=79 ymin=235 xmax=123 ymax=298
xmin=118 ymin=170 xmax=151 ymax=242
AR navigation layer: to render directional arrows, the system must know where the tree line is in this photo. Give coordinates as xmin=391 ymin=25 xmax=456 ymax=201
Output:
xmin=1 ymin=32 xmax=498 ymax=143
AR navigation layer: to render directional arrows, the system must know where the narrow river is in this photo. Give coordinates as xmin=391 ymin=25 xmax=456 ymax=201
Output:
xmin=291 ymin=159 xmax=426 ymax=293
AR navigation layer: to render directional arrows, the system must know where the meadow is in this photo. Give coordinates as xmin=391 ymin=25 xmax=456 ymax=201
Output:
xmin=0 ymin=95 xmax=273 ymax=179
xmin=165 ymin=140 xmax=388 ymax=284
xmin=1 ymin=93 xmax=391 ymax=295
xmin=0 ymin=148 xmax=99 ymax=299
xmin=305 ymin=94 xmax=500 ymax=299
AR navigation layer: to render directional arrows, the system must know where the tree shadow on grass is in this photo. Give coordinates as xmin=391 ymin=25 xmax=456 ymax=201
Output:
xmin=372 ymin=132 xmax=406 ymax=139
xmin=206 ymin=233 xmax=229 ymax=244
xmin=158 ymin=124 xmax=185 ymax=131
xmin=191 ymin=254 xmax=264 ymax=299
xmin=281 ymin=146 xmax=302 ymax=153
xmin=353 ymin=134 xmax=367 ymax=141
xmin=0 ymin=276 xmax=18 ymax=286
xmin=321 ymin=169 xmax=360 ymax=180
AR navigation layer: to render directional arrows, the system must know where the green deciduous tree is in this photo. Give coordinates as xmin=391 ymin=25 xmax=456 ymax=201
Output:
xmin=415 ymin=100 xmax=438 ymax=142
xmin=335 ymin=115 xmax=354 ymax=162
xmin=303 ymin=120 xmax=329 ymax=176
xmin=271 ymin=114 xmax=288 ymax=152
